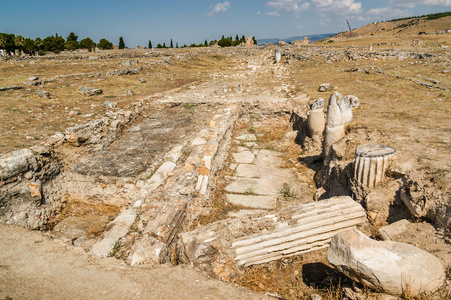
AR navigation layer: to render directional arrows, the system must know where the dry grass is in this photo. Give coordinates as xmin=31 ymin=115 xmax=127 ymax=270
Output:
xmin=0 ymin=51 xmax=231 ymax=154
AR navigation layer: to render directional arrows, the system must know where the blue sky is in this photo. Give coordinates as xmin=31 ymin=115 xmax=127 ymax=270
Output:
xmin=0 ymin=0 xmax=449 ymax=47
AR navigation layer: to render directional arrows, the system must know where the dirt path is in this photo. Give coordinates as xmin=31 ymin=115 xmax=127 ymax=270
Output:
xmin=0 ymin=223 xmax=270 ymax=300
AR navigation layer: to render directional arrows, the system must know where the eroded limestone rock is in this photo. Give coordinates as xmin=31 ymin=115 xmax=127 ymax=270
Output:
xmin=328 ymin=228 xmax=445 ymax=296
xmin=0 ymin=149 xmax=37 ymax=181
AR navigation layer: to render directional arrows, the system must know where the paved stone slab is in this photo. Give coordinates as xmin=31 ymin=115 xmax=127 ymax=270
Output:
xmin=226 ymin=194 xmax=276 ymax=209
xmin=232 ymin=151 xmax=255 ymax=164
xmin=236 ymin=134 xmax=257 ymax=141
xmin=255 ymin=149 xmax=283 ymax=166
xmin=225 ymin=178 xmax=281 ymax=195
xmin=235 ymin=164 xmax=261 ymax=178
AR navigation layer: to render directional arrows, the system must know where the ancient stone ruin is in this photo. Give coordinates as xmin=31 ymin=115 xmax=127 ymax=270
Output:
xmin=1 ymin=45 xmax=449 ymax=298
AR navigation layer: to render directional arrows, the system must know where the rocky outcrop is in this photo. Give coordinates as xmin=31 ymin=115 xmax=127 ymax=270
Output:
xmin=0 ymin=148 xmax=63 ymax=229
xmin=328 ymin=228 xmax=445 ymax=296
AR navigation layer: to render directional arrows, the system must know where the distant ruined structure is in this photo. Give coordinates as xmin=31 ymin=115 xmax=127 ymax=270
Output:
xmin=245 ymin=36 xmax=254 ymax=47
xmin=293 ymin=37 xmax=309 ymax=46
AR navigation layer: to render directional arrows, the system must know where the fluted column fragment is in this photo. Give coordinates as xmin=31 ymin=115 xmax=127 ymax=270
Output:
xmin=354 ymin=144 xmax=397 ymax=189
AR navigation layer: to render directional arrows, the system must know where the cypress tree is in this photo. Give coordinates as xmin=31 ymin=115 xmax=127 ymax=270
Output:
xmin=176 ymin=42 xmax=179 ymax=48
xmin=163 ymin=42 xmax=166 ymax=48
xmin=204 ymin=39 xmax=208 ymax=47
xmin=170 ymin=39 xmax=173 ymax=48
xmin=148 ymin=40 xmax=152 ymax=49
xmin=118 ymin=37 xmax=125 ymax=49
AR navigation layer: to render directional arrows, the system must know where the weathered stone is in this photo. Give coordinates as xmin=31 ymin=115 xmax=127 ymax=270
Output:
xmin=91 ymin=208 xmax=138 ymax=258
xmin=308 ymin=98 xmax=325 ymax=138
xmin=0 ymin=149 xmax=37 ymax=180
xmin=129 ymin=236 xmax=170 ymax=266
xmin=141 ymin=161 xmax=176 ymax=196
xmin=225 ymin=178 xmax=280 ymax=195
xmin=354 ymin=144 xmax=397 ymax=189
xmin=37 ymin=90 xmax=50 ymax=98
xmin=377 ymin=219 xmax=410 ymax=241
xmin=226 ymin=194 xmax=276 ymax=209
xmin=236 ymin=134 xmax=257 ymax=142
xmin=28 ymin=76 xmax=39 ymax=81
xmin=78 ymin=86 xmax=103 ymax=96
xmin=122 ymin=59 xmax=138 ymax=67
xmin=103 ymin=100 xmax=117 ymax=109
xmin=235 ymin=164 xmax=261 ymax=178
xmin=275 ymin=49 xmax=281 ymax=63
xmin=328 ymin=228 xmax=445 ymax=296
xmin=0 ymin=85 xmax=23 ymax=91
xmin=232 ymin=151 xmax=255 ymax=164
xmin=345 ymin=95 xmax=360 ymax=108
xmin=23 ymin=80 xmax=40 ymax=86
xmin=323 ymin=92 xmax=355 ymax=159
xmin=139 ymin=78 xmax=147 ymax=83
xmin=178 ymin=196 xmax=367 ymax=276
xmin=65 ymin=125 xmax=93 ymax=147
xmin=318 ymin=83 xmax=333 ymax=92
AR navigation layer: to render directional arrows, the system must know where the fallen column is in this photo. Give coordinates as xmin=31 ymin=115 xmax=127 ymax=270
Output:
xmin=177 ymin=196 xmax=368 ymax=277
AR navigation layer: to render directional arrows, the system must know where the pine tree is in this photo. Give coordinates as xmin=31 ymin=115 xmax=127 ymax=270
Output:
xmin=148 ymin=40 xmax=152 ymax=49
xmin=119 ymin=37 xmax=125 ymax=49
xmin=170 ymin=39 xmax=173 ymax=48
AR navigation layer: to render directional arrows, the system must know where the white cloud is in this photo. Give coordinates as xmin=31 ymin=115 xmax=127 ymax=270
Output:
xmin=311 ymin=0 xmax=362 ymax=15
xmin=367 ymin=6 xmax=409 ymax=18
xmin=207 ymin=1 xmax=231 ymax=17
xmin=389 ymin=0 xmax=451 ymax=7
xmin=267 ymin=0 xmax=310 ymax=13
xmin=257 ymin=11 xmax=262 ymax=14
xmin=267 ymin=11 xmax=281 ymax=16
xmin=267 ymin=0 xmax=362 ymax=17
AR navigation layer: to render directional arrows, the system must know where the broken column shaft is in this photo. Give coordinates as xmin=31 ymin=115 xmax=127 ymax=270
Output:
xmin=177 ymin=196 xmax=368 ymax=275
xmin=354 ymin=144 xmax=397 ymax=189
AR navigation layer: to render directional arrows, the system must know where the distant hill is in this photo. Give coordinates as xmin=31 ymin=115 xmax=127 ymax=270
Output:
xmin=330 ymin=11 xmax=451 ymax=38
xmin=257 ymin=33 xmax=337 ymax=46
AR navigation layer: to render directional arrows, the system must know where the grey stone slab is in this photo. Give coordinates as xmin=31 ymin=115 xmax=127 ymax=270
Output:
xmin=235 ymin=164 xmax=261 ymax=178
xmin=226 ymin=194 xmax=276 ymax=209
xmin=232 ymin=151 xmax=255 ymax=164
xmin=254 ymin=150 xmax=283 ymax=166
xmin=225 ymin=178 xmax=280 ymax=195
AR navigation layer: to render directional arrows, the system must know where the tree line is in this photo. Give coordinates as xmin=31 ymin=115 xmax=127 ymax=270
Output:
xmin=149 ymin=34 xmax=257 ymax=49
xmin=0 ymin=32 xmax=123 ymax=55
xmin=0 ymin=31 xmax=258 ymax=56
